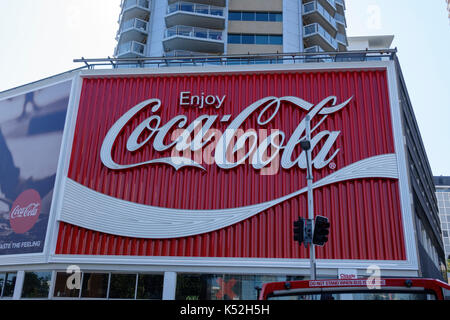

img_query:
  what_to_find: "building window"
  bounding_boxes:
[175,274,304,300]
[227,34,241,44]
[256,35,269,45]
[81,273,109,298]
[136,274,164,300]
[109,274,137,299]
[228,11,241,20]
[227,34,283,45]
[0,272,16,298]
[53,272,80,298]
[52,271,163,299]
[228,11,282,22]
[241,34,254,44]
[22,271,52,298]
[242,12,255,21]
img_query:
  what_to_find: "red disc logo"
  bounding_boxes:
[9,189,41,234]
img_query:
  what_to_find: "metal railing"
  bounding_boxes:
[167,2,224,16]
[165,50,217,57]
[336,32,348,46]
[304,23,338,50]
[122,0,150,10]
[119,18,148,33]
[74,49,397,69]
[115,41,146,56]
[326,0,336,9]
[165,25,223,41]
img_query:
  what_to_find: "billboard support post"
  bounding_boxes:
[304,115,316,281]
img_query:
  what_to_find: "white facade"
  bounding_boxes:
[347,35,394,51]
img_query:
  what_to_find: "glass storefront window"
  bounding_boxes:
[136,274,164,300]
[3,273,16,297]
[22,271,51,298]
[51,271,163,299]
[176,274,305,300]
[53,272,80,298]
[109,274,137,299]
[0,273,4,297]
[81,273,109,298]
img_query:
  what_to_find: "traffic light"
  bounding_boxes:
[293,218,304,245]
[294,218,313,247]
[313,216,330,246]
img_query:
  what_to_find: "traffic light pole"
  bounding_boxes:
[304,115,316,281]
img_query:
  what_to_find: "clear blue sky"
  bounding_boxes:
[0,0,449,175]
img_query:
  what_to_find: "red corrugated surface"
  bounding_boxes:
[55,69,406,260]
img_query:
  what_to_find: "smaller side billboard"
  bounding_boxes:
[0,80,72,255]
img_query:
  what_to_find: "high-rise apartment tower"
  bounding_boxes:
[434,176,450,270]
[115,0,348,58]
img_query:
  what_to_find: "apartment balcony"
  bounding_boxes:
[336,32,348,51]
[115,40,146,58]
[335,0,345,9]
[314,0,337,15]
[334,12,346,34]
[117,18,148,44]
[303,23,338,52]
[163,25,224,54]
[120,0,151,23]
[166,2,225,29]
[168,0,226,7]
[303,1,338,36]
[335,0,345,15]
[165,50,219,57]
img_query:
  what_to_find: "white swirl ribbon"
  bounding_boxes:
[59,154,398,239]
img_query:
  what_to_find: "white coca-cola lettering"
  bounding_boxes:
[10,203,40,220]
[179,91,227,109]
[100,95,352,171]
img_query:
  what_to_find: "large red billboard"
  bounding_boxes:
[55,66,408,262]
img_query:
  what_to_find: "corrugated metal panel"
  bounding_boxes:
[56,69,406,260]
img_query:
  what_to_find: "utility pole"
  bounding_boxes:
[301,115,316,280]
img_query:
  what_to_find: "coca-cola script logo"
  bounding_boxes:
[100,95,353,173]
[9,189,41,234]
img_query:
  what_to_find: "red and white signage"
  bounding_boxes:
[55,65,411,263]
[9,189,41,234]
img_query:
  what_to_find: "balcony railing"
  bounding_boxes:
[116,40,146,57]
[334,12,346,26]
[303,1,337,30]
[335,0,345,8]
[165,25,223,41]
[304,23,338,50]
[122,0,150,10]
[167,2,224,16]
[119,18,148,33]
[119,0,151,25]
[336,32,348,46]
[317,0,336,13]
[165,50,217,57]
